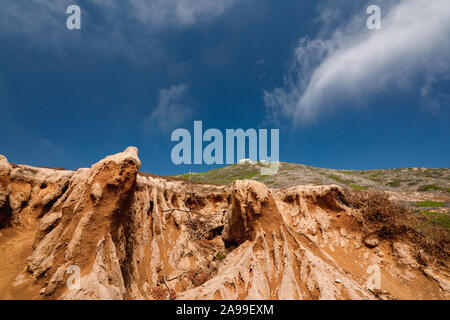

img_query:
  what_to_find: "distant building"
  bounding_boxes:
[238,159,275,165]
[238,158,252,164]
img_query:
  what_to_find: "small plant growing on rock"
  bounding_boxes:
[187,269,212,287]
[150,286,168,300]
[216,251,227,261]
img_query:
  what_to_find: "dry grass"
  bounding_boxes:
[139,171,221,186]
[341,189,448,265]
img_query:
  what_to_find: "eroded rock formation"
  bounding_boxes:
[0,148,448,300]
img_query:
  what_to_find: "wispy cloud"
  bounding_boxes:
[264,0,450,125]
[0,0,240,62]
[142,84,193,133]
[128,0,238,28]
[0,0,69,39]
[1,0,239,32]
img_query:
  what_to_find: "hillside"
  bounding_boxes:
[175,162,450,193]
[0,149,448,300]
[174,162,450,231]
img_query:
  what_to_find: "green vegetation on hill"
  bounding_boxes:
[174,164,450,235]
[420,211,447,216]
[418,184,442,192]
[429,216,450,229]
[415,201,445,208]
[174,164,261,185]
[326,174,367,190]
[173,163,450,195]
[387,180,402,187]
[327,174,354,184]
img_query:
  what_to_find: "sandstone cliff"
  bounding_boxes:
[0,148,448,300]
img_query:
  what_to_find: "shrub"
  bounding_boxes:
[216,252,227,261]
[418,184,442,192]
[387,180,401,187]
[350,184,367,191]
[328,174,355,185]
[420,211,447,216]
[341,189,448,262]
[342,189,409,239]
[430,216,450,228]
[415,201,445,208]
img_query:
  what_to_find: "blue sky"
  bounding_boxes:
[0,0,449,175]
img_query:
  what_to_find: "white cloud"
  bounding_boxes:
[264,0,450,125]
[16,0,239,30]
[90,0,237,27]
[142,84,193,133]
[0,0,69,38]
[0,0,239,61]
[128,0,237,28]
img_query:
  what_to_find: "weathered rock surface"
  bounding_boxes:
[0,147,448,300]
